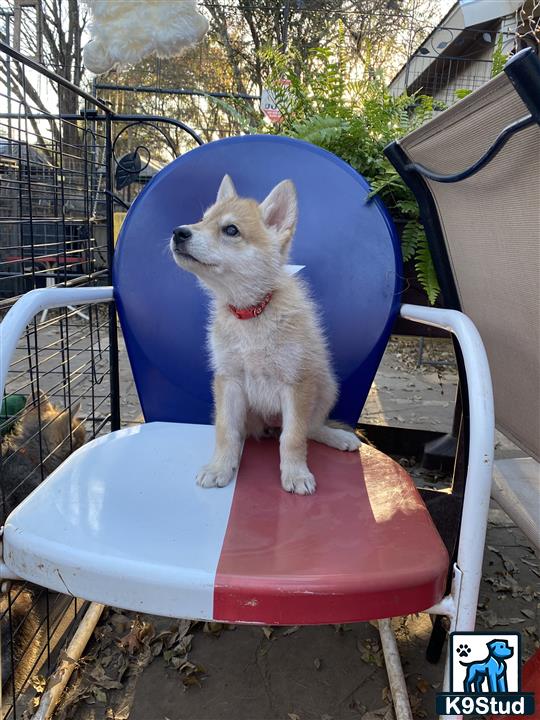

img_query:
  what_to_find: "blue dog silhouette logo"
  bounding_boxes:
[436,632,535,715]
[460,639,514,693]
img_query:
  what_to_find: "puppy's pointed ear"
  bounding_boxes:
[259,180,297,255]
[216,174,237,203]
[30,391,53,414]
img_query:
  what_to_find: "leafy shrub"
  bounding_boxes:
[257,41,443,304]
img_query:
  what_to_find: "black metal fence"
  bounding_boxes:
[0,41,115,719]
[0,37,205,717]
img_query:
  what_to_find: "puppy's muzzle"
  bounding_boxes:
[172,226,192,250]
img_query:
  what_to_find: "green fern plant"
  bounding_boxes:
[415,238,440,306]
[491,33,508,77]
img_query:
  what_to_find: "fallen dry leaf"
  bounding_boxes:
[93,688,107,704]
[30,675,47,694]
[183,674,201,688]
[416,677,430,694]
[358,638,384,668]
[88,665,124,690]
[487,546,517,574]
[118,617,154,655]
[479,608,527,628]
[282,625,300,636]
[257,642,273,658]
[202,621,235,635]
[410,691,427,717]
[361,707,395,720]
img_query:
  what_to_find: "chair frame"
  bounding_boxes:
[0,286,494,720]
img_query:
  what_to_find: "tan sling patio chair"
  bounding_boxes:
[386,47,540,551]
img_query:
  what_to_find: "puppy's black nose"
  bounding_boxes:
[173,226,192,244]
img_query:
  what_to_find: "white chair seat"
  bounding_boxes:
[4,422,233,619]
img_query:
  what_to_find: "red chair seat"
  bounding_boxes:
[215,438,449,624]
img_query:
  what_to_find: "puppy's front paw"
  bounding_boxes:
[196,463,236,489]
[281,465,316,495]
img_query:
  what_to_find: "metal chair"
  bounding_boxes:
[0,135,494,718]
[386,47,540,553]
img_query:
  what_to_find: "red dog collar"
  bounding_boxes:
[229,292,273,320]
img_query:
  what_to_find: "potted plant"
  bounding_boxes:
[256,42,445,310]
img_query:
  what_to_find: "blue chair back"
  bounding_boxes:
[113,135,402,427]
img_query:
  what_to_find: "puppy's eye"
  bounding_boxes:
[223,224,239,237]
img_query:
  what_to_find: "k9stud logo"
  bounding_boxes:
[436,632,535,716]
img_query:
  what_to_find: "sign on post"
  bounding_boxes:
[260,78,291,124]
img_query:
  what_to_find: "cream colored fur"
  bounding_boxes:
[170,176,361,495]
[82,0,208,75]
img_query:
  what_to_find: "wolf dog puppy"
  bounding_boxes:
[0,394,85,521]
[171,175,360,495]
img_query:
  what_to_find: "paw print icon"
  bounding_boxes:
[457,644,471,658]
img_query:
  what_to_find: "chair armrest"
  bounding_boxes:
[400,304,494,624]
[0,287,114,402]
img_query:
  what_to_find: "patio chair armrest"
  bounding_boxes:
[400,303,494,624]
[0,287,114,402]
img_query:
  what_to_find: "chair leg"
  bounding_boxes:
[439,562,481,720]
[426,614,447,664]
[378,618,413,720]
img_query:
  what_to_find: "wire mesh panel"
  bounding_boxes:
[0,41,117,718]
[0,110,109,300]
[388,27,521,107]
[398,53,495,105]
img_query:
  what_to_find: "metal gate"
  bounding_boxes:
[0,40,200,718]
